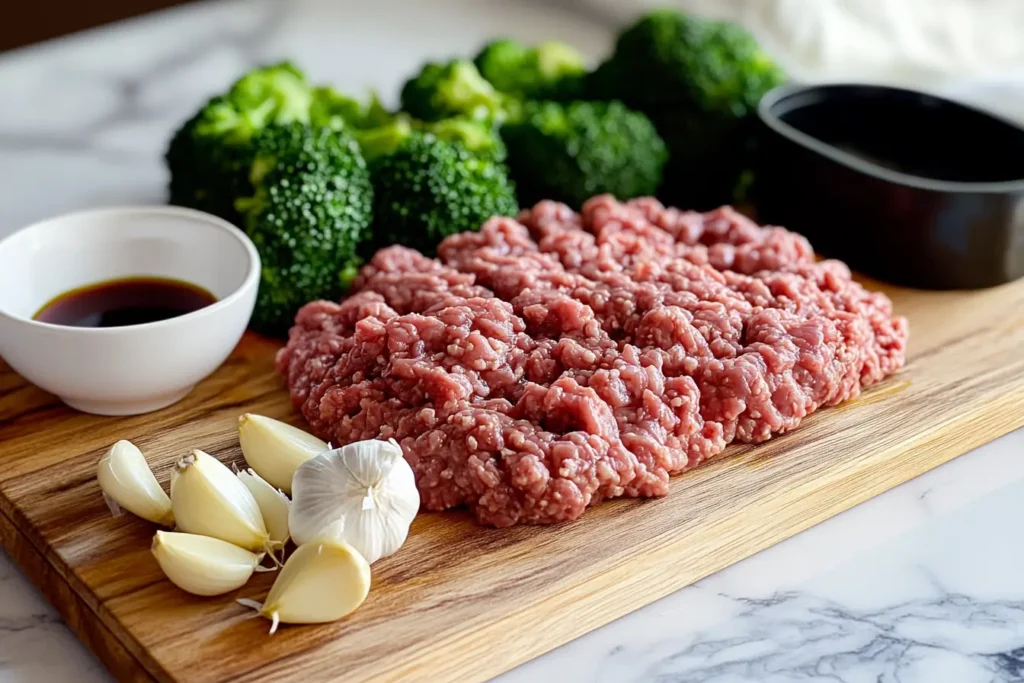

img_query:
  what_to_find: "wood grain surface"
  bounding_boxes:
[1,277,1023,683]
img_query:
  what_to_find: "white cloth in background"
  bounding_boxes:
[573,0,1024,120]
[576,0,1024,84]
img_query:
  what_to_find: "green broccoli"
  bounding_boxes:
[309,87,393,131]
[308,81,509,164]
[399,59,509,123]
[165,102,255,222]
[308,86,418,161]
[474,39,587,100]
[353,115,416,163]
[166,62,314,222]
[235,124,374,336]
[500,100,667,208]
[590,10,785,208]
[418,117,507,162]
[354,115,506,163]
[369,132,518,255]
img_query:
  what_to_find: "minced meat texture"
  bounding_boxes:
[277,195,909,527]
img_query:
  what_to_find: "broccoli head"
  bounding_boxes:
[235,124,374,336]
[355,115,506,164]
[353,115,416,163]
[309,86,393,131]
[166,62,314,222]
[307,80,507,164]
[501,100,667,208]
[418,117,506,162]
[399,59,509,123]
[200,62,313,142]
[590,10,785,208]
[308,86,418,162]
[166,100,256,222]
[369,132,518,255]
[474,39,587,100]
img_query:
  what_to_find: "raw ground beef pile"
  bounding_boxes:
[277,195,909,527]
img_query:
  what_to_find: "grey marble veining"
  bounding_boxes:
[497,431,1024,683]
[0,552,106,682]
[1,1,1023,681]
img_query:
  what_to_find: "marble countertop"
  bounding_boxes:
[2,2,1023,681]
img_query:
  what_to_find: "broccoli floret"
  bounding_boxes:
[309,86,415,161]
[474,39,587,100]
[598,10,783,123]
[501,100,667,208]
[310,87,393,131]
[166,100,256,222]
[354,115,416,163]
[307,80,507,163]
[166,62,314,222]
[591,10,785,208]
[309,86,366,131]
[355,115,506,163]
[399,59,509,123]
[419,117,507,162]
[369,132,518,255]
[235,124,374,336]
[202,62,313,141]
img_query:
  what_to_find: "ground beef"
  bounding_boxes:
[277,195,909,527]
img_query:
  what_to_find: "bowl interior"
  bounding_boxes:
[0,207,254,321]
[764,84,1024,185]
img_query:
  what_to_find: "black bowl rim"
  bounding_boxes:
[758,82,1024,194]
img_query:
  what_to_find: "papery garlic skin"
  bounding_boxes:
[238,468,291,548]
[170,450,269,552]
[289,439,419,563]
[259,538,370,631]
[97,440,174,526]
[152,531,261,596]
[238,414,327,494]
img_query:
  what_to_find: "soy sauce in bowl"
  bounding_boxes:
[34,276,217,328]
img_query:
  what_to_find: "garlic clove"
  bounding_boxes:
[170,450,270,553]
[237,468,291,549]
[252,538,370,633]
[152,531,262,597]
[289,439,419,564]
[97,440,174,526]
[238,414,328,494]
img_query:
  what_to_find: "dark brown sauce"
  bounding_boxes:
[33,277,217,328]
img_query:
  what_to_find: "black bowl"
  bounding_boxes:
[752,83,1024,289]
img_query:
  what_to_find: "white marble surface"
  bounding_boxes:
[1,1,1023,682]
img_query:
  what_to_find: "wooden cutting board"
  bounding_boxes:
[2,277,1023,683]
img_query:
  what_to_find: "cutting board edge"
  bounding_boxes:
[6,389,1024,683]
[0,506,157,682]
[361,395,1024,683]
[4,275,1024,683]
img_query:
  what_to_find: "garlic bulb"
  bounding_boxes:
[152,531,263,597]
[96,440,174,526]
[237,468,290,549]
[289,439,419,564]
[240,538,370,633]
[238,414,328,494]
[170,450,270,553]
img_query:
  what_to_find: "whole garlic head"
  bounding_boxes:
[289,439,420,564]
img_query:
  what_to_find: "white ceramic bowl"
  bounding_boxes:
[0,206,260,416]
